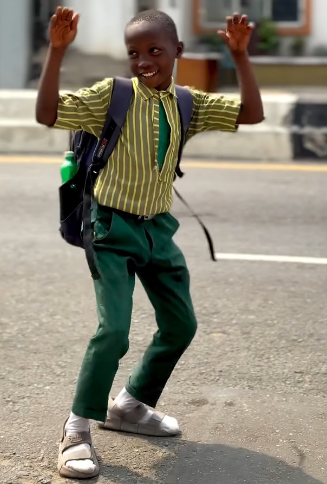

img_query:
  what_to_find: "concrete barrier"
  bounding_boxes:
[0,89,326,161]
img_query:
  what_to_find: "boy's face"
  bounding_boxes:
[125,21,183,91]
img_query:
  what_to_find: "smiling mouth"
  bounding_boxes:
[141,71,159,79]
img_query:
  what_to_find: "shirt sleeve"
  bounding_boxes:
[187,89,241,141]
[53,78,114,137]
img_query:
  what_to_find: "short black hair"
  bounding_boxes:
[127,10,179,44]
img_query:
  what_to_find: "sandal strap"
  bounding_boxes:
[61,432,92,453]
[109,398,166,424]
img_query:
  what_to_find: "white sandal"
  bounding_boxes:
[58,419,100,479]
[99,397,181,437]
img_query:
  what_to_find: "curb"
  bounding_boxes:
[1,91,327,161]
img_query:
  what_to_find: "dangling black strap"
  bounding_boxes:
[83,167,100,279]
[173,186,216,261]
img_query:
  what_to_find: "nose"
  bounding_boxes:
[138,56,153,70]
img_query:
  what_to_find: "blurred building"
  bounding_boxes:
[1,0,327,88]
[67,0,192,59]
[66,0,327,58]
[0,0,58,88]
[195,0,326,56]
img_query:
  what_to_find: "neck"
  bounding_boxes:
[155,77,173,91]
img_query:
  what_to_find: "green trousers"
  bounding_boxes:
[72,203,197,422]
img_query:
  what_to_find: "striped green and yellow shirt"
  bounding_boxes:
[55,77,240,215]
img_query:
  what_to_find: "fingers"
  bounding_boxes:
[226,16,233,30]
[228,13,250,25]
[62,7,71,21]
[56,6,62,23]
[55,6,75,24]
[247,23,254,33]
[233,12,240,24]
[217,30,229,45]
[71,13,80,31]
[50,14,57,29]
[240,14,249,25]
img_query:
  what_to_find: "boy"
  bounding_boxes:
[36,6,263,479]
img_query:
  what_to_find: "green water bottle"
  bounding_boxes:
[61,151,78,184]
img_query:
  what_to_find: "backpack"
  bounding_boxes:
[59,77,215,279]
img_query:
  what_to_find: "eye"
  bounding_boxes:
[150,48,161,54]
[128,51,138,59]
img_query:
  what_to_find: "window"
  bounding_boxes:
[200,0,304,28]
[271,0,303,23]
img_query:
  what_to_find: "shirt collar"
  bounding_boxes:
[133,77,177,100]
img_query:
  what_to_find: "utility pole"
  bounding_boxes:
[0,0,32,88]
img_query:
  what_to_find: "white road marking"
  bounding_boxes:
[215,253,327,265]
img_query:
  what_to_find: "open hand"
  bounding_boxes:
[49,6,79,49]
[218,13,253,54]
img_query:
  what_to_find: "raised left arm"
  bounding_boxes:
[233,51,264,124]
[218,13,264,125]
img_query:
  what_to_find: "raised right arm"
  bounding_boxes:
[36,6,113,137]
[36,6,79,126]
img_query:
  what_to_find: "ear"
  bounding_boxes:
[176,41,184,59]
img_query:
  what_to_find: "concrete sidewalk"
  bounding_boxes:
[1,86,327,161]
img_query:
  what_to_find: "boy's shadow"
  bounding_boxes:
[95,435,325,484]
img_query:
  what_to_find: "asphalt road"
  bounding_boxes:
[0,159,326,484]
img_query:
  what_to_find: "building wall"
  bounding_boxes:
[69,0,136,58]
[37,0,327,59]
[307,0,327,52]
[0,0,32,88]
[68,0,193,58]
[157,0,193,47]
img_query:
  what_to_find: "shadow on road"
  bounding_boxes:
[164,441,323,484]
[95,437,325,484]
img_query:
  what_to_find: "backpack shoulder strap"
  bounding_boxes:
[92,77,134,167]
[175,85,194,178]
[83,77,133,280]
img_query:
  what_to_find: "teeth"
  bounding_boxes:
[142,71,157,78]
